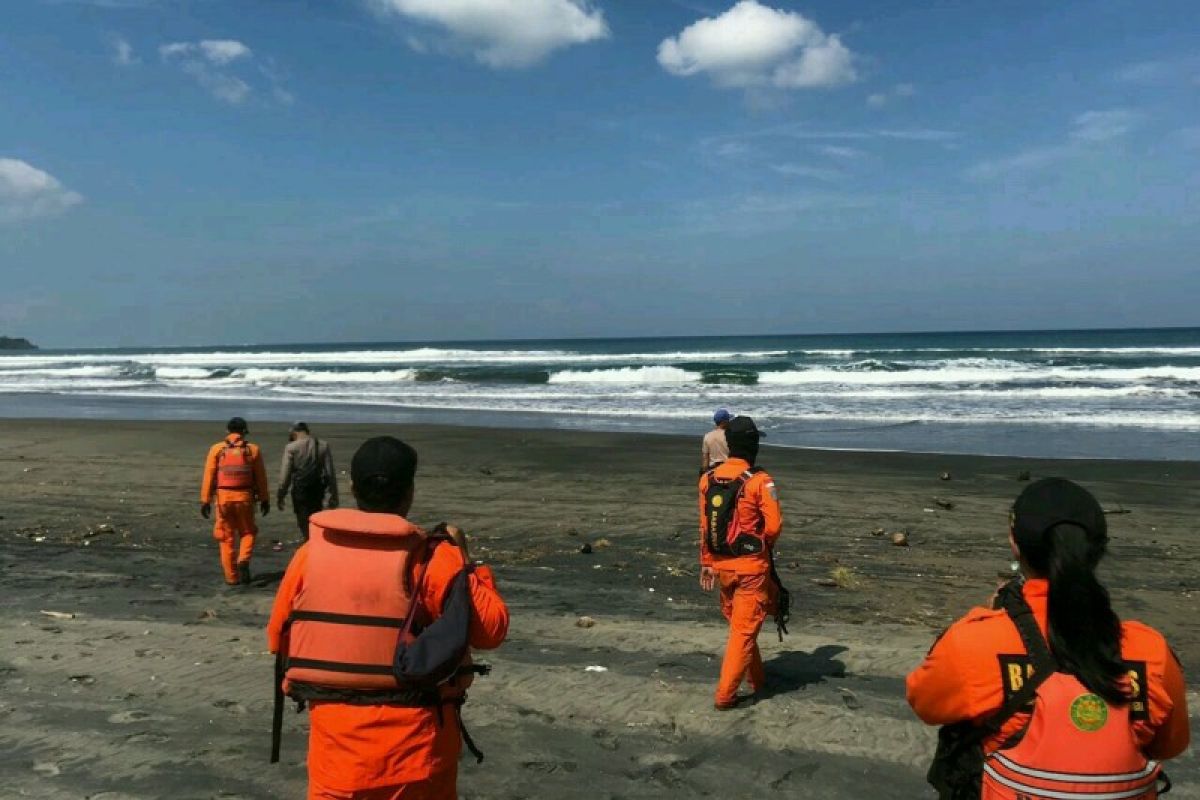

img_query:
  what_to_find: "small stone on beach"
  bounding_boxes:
[891,532,909,547]
[579,543,593,554]
[940,471,952,481]
[575,616,596,628]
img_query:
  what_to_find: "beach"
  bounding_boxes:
[0,418,1196,799]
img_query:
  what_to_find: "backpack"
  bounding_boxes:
[216,440,255,491]
[290,438,326,498]
[703,467,765,557]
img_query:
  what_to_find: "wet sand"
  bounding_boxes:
[0,419,1196,799]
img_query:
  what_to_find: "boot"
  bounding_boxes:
[237,561,252,586]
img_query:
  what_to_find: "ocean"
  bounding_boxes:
[1,328,1197,460]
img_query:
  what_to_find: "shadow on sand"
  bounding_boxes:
[760,644,848,698]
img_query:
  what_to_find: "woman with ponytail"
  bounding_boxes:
[907,478,1188,799]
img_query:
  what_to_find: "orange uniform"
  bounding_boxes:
[200,433,269,584]
[267,530,509,800]
[907,578,1190,759]
[698,458,783,706]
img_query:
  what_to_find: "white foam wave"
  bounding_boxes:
[548,367,701,384]
[234,368,418,384]
[757,365,1200,385]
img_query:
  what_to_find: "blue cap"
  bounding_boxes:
[713,408,733,424]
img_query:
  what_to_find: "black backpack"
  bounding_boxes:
[703,467,764,557]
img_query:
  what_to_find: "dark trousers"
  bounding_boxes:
[291,489,324,541]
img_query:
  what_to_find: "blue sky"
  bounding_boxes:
[1,0,1197,347]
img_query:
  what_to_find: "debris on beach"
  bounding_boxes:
[85,523,116,537]
[584,665,608,673]
[575,616,596,628]
[592,538,612,549]
[1103,506,1132,515]
[891,532,909,547]
[1017,470,1031,481]
[579,543,593,554]
[871,527,885,537]
[839,688,861,710]
[934,498,954,510]
[69,674,96,686]
[813,578,839,588]
[198,608,218,621]
[39,610,76,620]
[939,471,952,481]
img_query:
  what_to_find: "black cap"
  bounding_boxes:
[290,421,310,433]
[1012,478,1107,548]
[725,415,764,441]
[227,416,248,434]
[351,436,418,496]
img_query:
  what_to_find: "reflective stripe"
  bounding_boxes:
[992,752,1159,784]
[984,763,1159,800]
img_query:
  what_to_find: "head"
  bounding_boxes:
[724,416,762,464]
[351,436,418,515]
[226,417,248,436]
[289,421,310,441]
[713,408,733,429]
[1009,478,1125,703]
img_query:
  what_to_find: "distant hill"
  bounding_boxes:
[0,337,37,351]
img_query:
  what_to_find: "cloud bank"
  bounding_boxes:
[376,0,609,68]
[0,158,84,223]
[160,39,255,104]
[657,1,856,90]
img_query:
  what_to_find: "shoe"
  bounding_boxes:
[237,562,252,586]
[714,694,755,711]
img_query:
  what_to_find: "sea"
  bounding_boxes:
[0,328,1197,461]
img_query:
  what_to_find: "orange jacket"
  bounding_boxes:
[906,578,1189,760]
[698,457,783,575]
[267,530,509,791]
[200,434,269,504]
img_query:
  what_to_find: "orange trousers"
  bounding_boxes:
[213,501,257,584]
[715,569,770,706]
[308,769,456,800]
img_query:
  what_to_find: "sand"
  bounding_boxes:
[0,419,1196,799]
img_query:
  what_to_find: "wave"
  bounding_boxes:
[548,367,701,384]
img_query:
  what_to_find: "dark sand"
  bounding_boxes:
[0,419,1196,799]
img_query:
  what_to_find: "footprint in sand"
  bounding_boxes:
[522,761,578,774]
[32,762,61,777]
[212,699,247,714]
[124,732,169,745]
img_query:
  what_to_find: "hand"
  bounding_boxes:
[700,566,716,592]
[328,498,338,510]
[200,503,212,519]
[260,501,271,516]
[276,497,285,512]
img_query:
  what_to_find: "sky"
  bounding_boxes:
[1,0,1198,348]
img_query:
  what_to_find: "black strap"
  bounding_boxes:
[284,657,396,676]
[289,610,405,628]
[977,580,1058,738]
[767,546,790,642]
[270,650,285,764]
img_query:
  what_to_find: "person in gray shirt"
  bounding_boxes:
[276,422,338,541]
[701,408,732,472]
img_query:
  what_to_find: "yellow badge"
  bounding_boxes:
[1069,693,1108,732]
[711,495,723,508]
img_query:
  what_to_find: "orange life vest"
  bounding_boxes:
[982,670,1162,799]
[216,438,255,491]
[282,509,476,705]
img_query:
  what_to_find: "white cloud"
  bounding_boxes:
[112,36,138,66]
[375,0,609,69]
[0,158,84,223]
[159,39,285,106]
[1115,56,1200,86]
[1070,109,1140,142]
[966,109,1142,181]
[817,145,863,159]
[657,0,857,90]
[770,163,841,181]
[867,82,915,108]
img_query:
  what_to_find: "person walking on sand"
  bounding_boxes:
[267,436,509,800]
[698,415,783,710]
[701,408,732,472]
[277,422,338,542]
[907,478,1188,799]
[200,417,270,586]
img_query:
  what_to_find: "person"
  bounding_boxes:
[200,416,270,586]
[701,408,732,471]
[697,415,783,710]
[277,422,338,541]
[267,436,509,800]
[907,478,1189,799]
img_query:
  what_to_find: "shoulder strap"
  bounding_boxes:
[977,580,1058,737]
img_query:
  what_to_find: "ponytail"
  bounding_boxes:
[1043,523,1127,704]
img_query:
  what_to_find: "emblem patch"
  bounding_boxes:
[1069,693,1108,732]
[711,495,723,507]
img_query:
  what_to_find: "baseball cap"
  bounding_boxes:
[713,408,733,424]
[1012,478,1106,547]
[290,421,310,433]
[351,436,418,494]
[227,416,248,434]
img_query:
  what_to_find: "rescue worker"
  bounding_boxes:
[698,415,783,710]
[907,478,1189,799]
[200,416,270,586]
[701,408,732,471]
[276,421,338,542]
[267,436,509,800]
